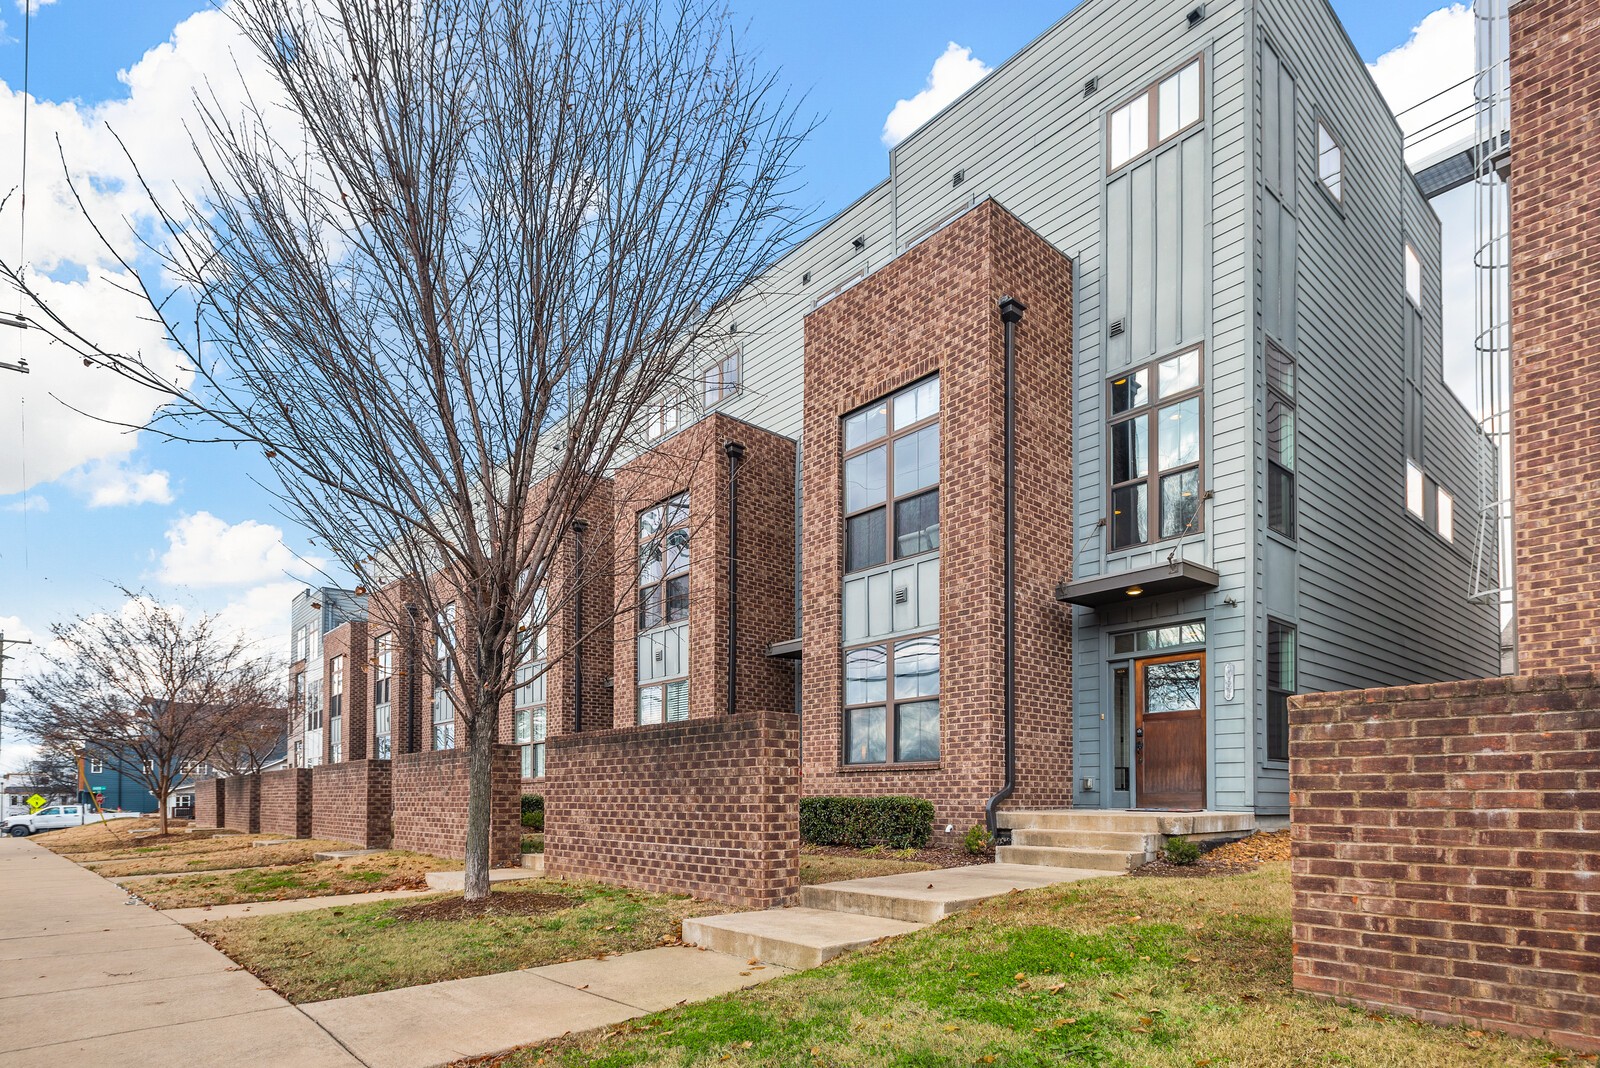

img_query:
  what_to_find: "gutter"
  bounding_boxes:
[724,441,747,714]
[986,296,1027,837]
[571,518,589,732]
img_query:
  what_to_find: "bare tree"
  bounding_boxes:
[1,0,806,897]
[208,689,290,776]
[11,594,284,835]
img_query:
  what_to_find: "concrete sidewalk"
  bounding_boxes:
[0,836,362,1068]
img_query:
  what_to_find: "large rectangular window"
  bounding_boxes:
[702,349,742,408]
[1267,342,1297,538]
[1317,122,1343,202]
[372,634,392,758]
[516,587,549,775]
[1108,348,1204,550]
[432,604,456,749]
[1267,619,1296,762]
[843,376,940,573]
[638,494,689,723]
[843,633,940,765]
[328,655,344,762]
[1109,57,1203,171]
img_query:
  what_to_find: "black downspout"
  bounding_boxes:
[570,518,589,732]
[405,602,420,754]
[724,441,746,714]
[986,296,1027,837]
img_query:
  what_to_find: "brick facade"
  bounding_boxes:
[259,768,313,838]
[1289,675,1600,1051]
[193,777,224,828]
[544,709,800,908]
[310,760,393,848]
[221,774,261,834]
[391,747,520,867]
[322,621,369,762]
[366,577,430,758]
[1509,0,1600,673]
[611,413,797,729]
[800,199,1075,831]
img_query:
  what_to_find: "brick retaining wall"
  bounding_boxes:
[1290,674,1600,1051]
[391,747,519,866]
[544,709,800,907]
[310,760,392,848]
[221,774,261,834]
[259,768,312,838]
[193,778,224,828]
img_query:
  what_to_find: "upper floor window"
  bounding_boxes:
[1437,487,1454,542]
[329,655,344,720]
[1405,460,1425,518]
[1107,348,1204,550]
[843,376,940,573]
[1317,122,1343,202]
[434,604,456,687]
[294,626,307,663]
[644,402,681,442]
[1109,57,1203,171]
[702,350,742,408]
[1404,244,1422,307]
[1267,342,1297,538]
[88,758,103,774]
[371,635,392,709]
[638,494,689,632]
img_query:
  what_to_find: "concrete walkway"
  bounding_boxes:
[0,836,362,1067]
[162,887,438,924]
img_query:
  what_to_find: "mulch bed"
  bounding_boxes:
[1128,829,1291,879]
[392,891,578,922]
[802,842,992,868]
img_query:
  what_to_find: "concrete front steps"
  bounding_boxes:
[996,810,1257,872]
[684,863,1109,970]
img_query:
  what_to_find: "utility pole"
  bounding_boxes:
[0,632,36,770]
[1,312,29,373]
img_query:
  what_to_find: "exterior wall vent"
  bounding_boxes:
[952,169,965,187]
[1187,5,1206,26]
[1083,77,1098,98]
[852,236,867,252]
[894,586,910,605]
[1109,318,1126,338]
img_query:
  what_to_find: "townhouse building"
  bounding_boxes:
[291,0,1499,837]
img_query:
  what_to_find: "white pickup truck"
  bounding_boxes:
[3,805,143,836]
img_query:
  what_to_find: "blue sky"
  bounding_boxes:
[0,1,1475,772]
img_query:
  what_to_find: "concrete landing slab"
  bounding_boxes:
[798,863,1113,924]
[683,906,923,970]
[251,839,293,848]
[521,853,545,872]
[424,868,532,890]
[313,848,383,860]
[166,887,436,924]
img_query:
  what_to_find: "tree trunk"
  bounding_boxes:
[159,790,169,836]
[462,702,495,901]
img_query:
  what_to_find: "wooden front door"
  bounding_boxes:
[1134,653,1206,809]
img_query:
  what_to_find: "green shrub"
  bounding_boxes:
[520,794,544,831]
[1164,836,1202,865]
[799,796,933,850]
[963,824,993,855]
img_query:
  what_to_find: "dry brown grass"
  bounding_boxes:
[128,850,456,908]
[798,846,938,886]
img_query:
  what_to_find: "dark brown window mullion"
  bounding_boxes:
[841,405,940,572]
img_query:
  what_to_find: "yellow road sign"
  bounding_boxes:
[26,794,46,812]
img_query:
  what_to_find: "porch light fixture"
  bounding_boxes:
[1125,585,1144,597]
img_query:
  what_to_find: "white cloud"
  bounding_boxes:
[215,579,301,658]
[156,511,323,589]
[1368,4,1476,169]
[64,459,174,507]
[2,495,47,512]
[882,42,991,148]
[0,4,290,495]
[0,617,43,777]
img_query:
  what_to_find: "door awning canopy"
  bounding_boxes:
[1055,560,1221,608]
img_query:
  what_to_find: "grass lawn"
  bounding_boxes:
[799,845,939,886]
[87,838,373,878]
[193,878,737,1003]
[127,850,453,908]
[473,865,1561,1068]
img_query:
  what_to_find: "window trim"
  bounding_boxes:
[1107,53,1206,174]
[841,631,941,768]
[637,492,690,634]
[841,375,941,574]
[1105,346,1206,551]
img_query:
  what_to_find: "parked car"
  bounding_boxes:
[3,806,142,836]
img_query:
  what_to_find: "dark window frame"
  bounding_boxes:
[1107,53,1207,174]
[841,376,941,575]
[637,492,690,633]
[1106,346,1206,551]
[1266,340,1297,538]
[841,631,941,767]
[1266,619,1297,763]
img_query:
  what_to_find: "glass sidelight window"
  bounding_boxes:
[843,376,940,573]
[1267,341,1297,538]
[637,493,689,724]
[1108,348,1205,549]
[372,634,392,758]
[1267,619,1297,762]
[843,633,940,765]
[1109,56,1204,171]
